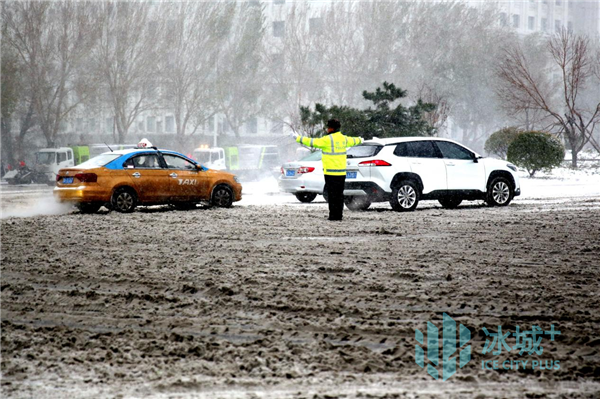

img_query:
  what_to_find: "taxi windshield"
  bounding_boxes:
[76,154,121,169]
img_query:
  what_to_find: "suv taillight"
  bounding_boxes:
[359,160,392,166]
[74,173,97,183]
[297,166,315,174]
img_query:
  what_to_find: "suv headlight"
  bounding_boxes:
[507,163,517,172]
[233,176,241,183]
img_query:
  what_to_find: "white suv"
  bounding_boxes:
[343,137,520,211]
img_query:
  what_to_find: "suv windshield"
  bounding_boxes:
[76,154,121,169]
[347,144,383,158]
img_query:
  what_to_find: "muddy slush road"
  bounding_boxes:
[1,193,600,398]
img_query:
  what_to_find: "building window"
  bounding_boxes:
[165,115,175,133]
[513,14,520,29]
[528,16,535,30]
[309,51,322,70]
[500,12,508,27]
[555,19,562,31]
[309,18,323,35]
[246,117,257,134]
[272,53,284,70]
[541,18,547,31]
[207,116,215,133]
[146,116,156,133]
[105,117,113,133]
[556,0,562,6]
[270,121,283,135]
[273,21,285,38]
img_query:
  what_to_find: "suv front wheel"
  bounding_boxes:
[390,180,419,212]
[487,176,513,206]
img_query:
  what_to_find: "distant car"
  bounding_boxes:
[278,151,327,203]
[53,148,242,213]
[344,137,521,211]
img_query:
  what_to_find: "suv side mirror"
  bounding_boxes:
[472,153,479,163]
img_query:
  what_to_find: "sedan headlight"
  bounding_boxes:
[507,163,517,172]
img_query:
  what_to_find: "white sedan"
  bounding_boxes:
[278,151,326,203]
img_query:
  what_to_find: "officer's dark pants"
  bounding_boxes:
[325,174,346,220]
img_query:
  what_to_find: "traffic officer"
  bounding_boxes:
[293,119,363,221]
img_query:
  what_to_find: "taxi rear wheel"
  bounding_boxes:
[76,203,101,214]
[211,184,233,208]
[111,187,137,213]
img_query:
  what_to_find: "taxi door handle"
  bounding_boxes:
[132,172,141,178]
[169,173,178,178]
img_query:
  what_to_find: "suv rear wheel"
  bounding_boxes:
[344,196,371,211]
[438,198,462,209]
[390,180,419,212]
[487,176,513,206]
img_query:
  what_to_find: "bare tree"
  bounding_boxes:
[263,2,329,129]
[413,84,450,135]
[91,1,162,144]
[2,1,96,147]
[496,28,600,167]
[157,2,236,149]
[215,2,265,139]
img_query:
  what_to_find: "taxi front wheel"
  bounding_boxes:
[111,187,137,213]
[211,184,233,208]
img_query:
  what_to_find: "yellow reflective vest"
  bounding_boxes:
[296,131,363,176]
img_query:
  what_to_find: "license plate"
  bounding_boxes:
[62,177,74,184]
[346,171,357,179]
[286,169,296,177]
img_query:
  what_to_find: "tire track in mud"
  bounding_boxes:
[2,201,600,397]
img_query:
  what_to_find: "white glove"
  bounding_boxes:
[359,137,365,143]
[290,131,300,139]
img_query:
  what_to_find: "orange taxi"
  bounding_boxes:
[53,148,242,213]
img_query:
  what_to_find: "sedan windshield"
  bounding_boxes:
[300,151,322,162]
[76,153,121,169]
